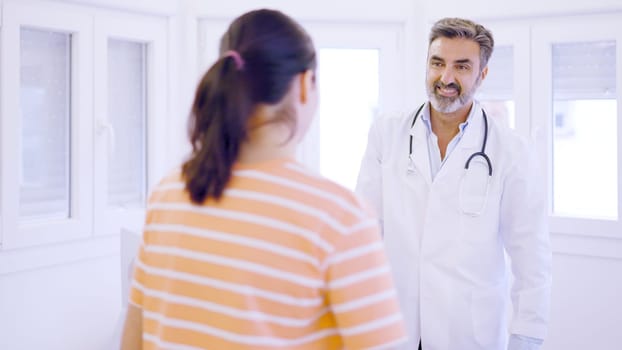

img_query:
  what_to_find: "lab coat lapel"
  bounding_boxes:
[435,106,483,181]
[458,106,483,152]
[422,109,484,258]
[409,117,433,186]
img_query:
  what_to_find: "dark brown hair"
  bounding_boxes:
[182,9,316,204]
[429,17,494,71]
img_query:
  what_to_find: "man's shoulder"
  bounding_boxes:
[486,117,536,169]
[371,110,412,131]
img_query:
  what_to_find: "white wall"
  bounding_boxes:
[0,257,121,350]
[548,254,622,349]
[423,0,622,21]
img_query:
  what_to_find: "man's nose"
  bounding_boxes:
[439,67,455,85]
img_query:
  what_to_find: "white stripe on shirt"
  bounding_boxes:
[133,259,324,307]
[144,244,324,288]
[145,223,319,267]
[147,202,334,252]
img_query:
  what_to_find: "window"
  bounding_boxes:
[107,39,148,208]
[317,48,379,189]
[1,3,94,248]
[478,21,531,136]
[19,28,72,220]
[532,17,621,237]
[1,1,169,251]
[93,13,168,236]
[477,45,516,129]
[301,23,403,189]
[552,41,617,220]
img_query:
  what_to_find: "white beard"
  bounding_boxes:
[429,94,467,113]
[426,76,481,113]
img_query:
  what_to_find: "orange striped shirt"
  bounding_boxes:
[129,158,406,349]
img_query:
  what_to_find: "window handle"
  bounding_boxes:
[96,119,116,159]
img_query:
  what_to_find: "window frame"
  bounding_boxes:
[92,12,168,236]
[477,21,531,136]
[0,0,170,269]
[531,16,622,238]
[1,0,94,249]
[298,22,404,173]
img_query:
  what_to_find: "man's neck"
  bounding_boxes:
[429,102,473,133]
[429,101,474,159]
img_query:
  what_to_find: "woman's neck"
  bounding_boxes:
[237,142,296,164]
[237,122,297,164]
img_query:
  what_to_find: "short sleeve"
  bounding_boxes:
[323,218,407,349]
[128,241,148,308]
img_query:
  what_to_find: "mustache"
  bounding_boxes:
[434,81,461,94]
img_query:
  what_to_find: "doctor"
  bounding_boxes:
[356,18,552,350]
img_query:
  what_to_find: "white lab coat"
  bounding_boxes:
[356,102,552,350]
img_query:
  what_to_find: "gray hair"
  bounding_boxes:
[428,17,494,71]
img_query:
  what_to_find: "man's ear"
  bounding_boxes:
[480,65,489,81]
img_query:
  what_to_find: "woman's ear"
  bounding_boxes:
[298,70,315,104]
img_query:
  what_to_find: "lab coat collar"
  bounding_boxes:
[407,101,485,185]
[435,101,484,181]
[432,101,486,183]
[407,103,433,185]
[412,101,482,150]
[457,101,484,150]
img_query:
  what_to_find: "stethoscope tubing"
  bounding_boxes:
[408,103,493,176]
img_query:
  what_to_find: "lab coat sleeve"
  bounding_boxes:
[507,334,543,350]
[500,138,552,340]
[355,117,385,226]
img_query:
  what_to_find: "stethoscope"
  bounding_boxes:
[408,103,493,176]
[407,103,493,216]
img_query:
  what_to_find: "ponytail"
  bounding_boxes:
[181,9,316,204]
[182,55,251,203]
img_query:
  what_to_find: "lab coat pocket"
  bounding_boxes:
[470,289,506,349]
[459,158,491,217]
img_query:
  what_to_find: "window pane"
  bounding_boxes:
[19,28,71,220]
[107,39,147,207]
[552,41,617,219]
[477,46,515,128]
[480,100,515,129]
[318,49,379,190]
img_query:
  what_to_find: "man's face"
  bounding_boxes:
[426,37,487,114]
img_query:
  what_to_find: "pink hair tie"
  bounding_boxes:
[223,50,245,70]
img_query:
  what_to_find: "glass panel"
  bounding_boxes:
[19,28,71,220]
[107,39,147,207]
[552,41,617,219]
[477,46,515,128]
[318,49,379,190]
[480,100,515,129]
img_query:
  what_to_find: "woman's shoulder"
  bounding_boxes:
[275,161,374,220]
